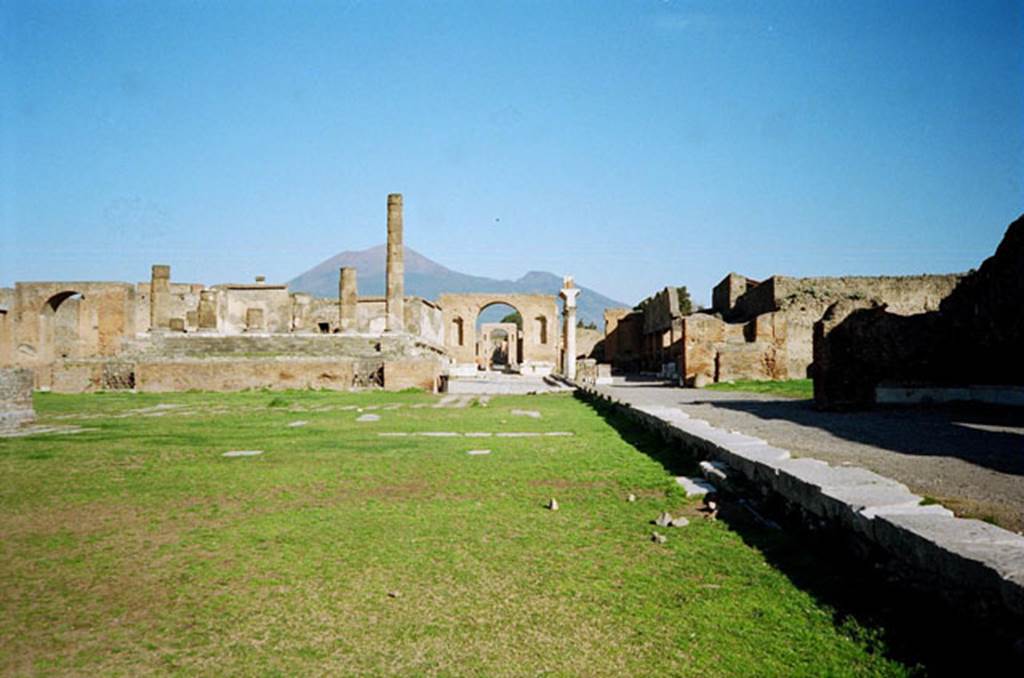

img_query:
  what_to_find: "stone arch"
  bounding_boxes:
[438,293,559,375]
[39,290,84,362]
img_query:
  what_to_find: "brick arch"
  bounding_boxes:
[438,293,559,374]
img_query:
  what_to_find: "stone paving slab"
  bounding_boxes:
[582,380,1024,624]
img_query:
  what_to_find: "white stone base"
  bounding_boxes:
[520,362,555,377]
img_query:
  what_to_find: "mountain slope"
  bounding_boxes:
[287,245,629,327]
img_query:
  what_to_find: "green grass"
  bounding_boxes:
[705,378,814,399]
[0,390,911,676]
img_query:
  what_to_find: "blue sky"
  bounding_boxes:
[2,0,1022,306]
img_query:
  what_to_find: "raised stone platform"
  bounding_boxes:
[578,382,1024,629]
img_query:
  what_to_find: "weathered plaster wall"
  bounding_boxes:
[405,298,444,347]
[134,282,204,332]
[215,284,293,333]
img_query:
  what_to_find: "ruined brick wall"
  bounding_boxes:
[640,287,680,334]
[814,215,1024,408]
[603,308,643,371]
[712,273,754,316]
[8,282,136,387]
[715,273,961,379]
[680,312,787,386]
[134,282,203,332]
[575,327,603,360]
[0,367,34,427]
[0,289,14,367]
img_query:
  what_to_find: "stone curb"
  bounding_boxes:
[575,384,1024,624]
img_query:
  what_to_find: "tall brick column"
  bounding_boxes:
[385,193,405,332]
[339,267,358,333]
[150,264,171,332]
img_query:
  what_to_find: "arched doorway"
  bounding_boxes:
[476,302,522,373]
[37,291,83,389]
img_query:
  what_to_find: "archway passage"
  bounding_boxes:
[437,293,560,376]
[41,291,83,361]
[477,302,520,372]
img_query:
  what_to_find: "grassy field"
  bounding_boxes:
[0,389,913,676]
[705,379,814,399]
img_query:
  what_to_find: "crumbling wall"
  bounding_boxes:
[681,312,787,386]
[602,308,642,371]
[0,367,34,427]
[814,215,1024,408]
[215,284,292,333]
[0,288,14,366]
[134,282,203,332]
[404,298,444,346]
[712,273,757,317]
[699,272,961,381]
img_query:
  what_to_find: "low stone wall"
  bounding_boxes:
[135,359,358,392]
[383,359,441,392]
[0,367,35,427]
[577,385,1024,630]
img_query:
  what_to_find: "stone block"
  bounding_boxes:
[384,359,440,392]
[0,367,35,427]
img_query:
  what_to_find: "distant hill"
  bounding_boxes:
[287,245,629,328]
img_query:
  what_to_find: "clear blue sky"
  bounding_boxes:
[2,0,1022,306]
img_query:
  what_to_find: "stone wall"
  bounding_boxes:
[134,282,204,332]
[404,298,444,347]
[383,359,442,392]
[135,359,359,392]
[688,274,958,385]
[815,215,1024,408]
[680,311,787,386]
[0,367,34,427]
[216,284,293,333]
[602,308,642,371]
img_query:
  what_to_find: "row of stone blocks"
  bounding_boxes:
[578,385,1024,627]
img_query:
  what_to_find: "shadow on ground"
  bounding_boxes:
[579,394,1021,677]
[684,397,1024,477]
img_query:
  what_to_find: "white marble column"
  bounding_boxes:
[560,276,580,380]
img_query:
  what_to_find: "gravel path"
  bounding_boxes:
[596,377,1024,531]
